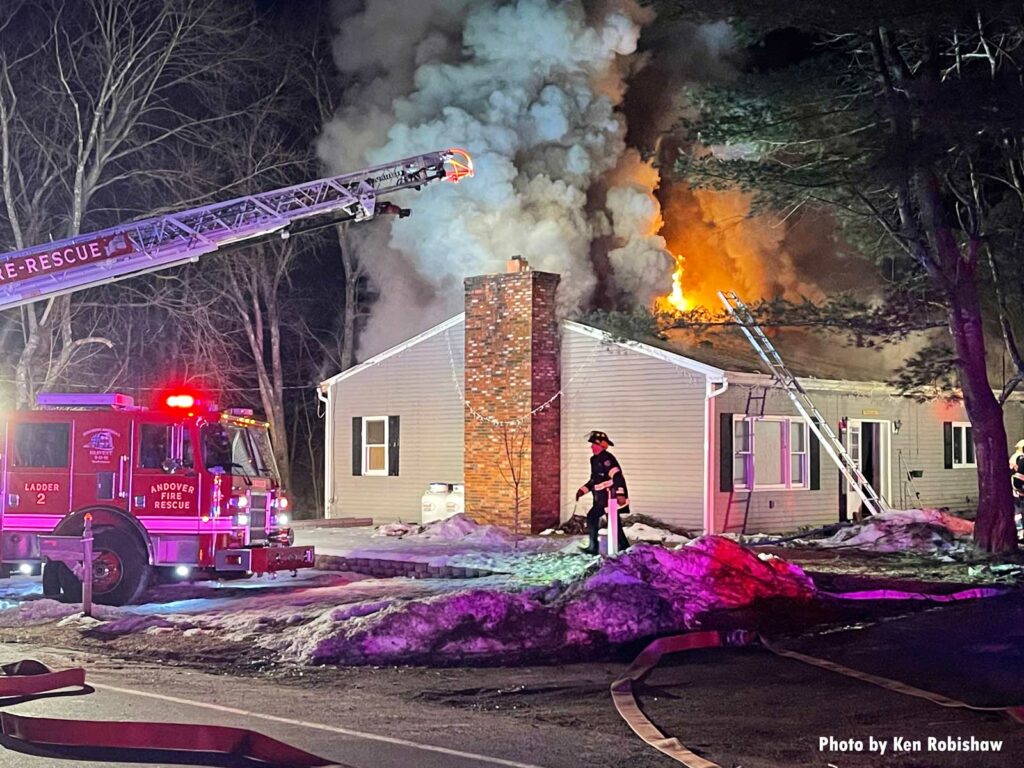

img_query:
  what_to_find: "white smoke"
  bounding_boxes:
[318,0,675,358]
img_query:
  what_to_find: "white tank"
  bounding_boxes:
[444,483,465,517]
[421,482,452,524]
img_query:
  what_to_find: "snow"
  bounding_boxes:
[296,537,813,664]
[814,509,974,554]
[0,515,820,667]
[622,522,691,546]
[304,514,581,569]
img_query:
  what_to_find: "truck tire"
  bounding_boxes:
[58,527,150,606]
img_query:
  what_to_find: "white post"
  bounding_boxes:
[607,495,619,557]
[81,515,93,618]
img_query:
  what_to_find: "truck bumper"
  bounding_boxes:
[215,544,315,574]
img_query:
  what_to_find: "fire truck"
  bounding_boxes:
[0,148,474,605]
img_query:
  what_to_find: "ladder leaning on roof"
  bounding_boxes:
[717,290,891,517]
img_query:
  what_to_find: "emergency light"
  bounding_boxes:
[165,394,195,409]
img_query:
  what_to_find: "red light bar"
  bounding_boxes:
[165,394,195,409]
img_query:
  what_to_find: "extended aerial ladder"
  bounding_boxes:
[718,290,890,517]
[0,148,474,311]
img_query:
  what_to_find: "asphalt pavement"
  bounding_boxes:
[0,644,565,768]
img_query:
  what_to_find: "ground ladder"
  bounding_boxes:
[722,384,767,534]
[717,290,890,517]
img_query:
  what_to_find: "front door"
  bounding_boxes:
[846,419,891,514]
[73,420,132,512]
[130,422,199,537]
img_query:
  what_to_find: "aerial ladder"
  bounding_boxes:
[0,148,474,311]
[718,290,890,517]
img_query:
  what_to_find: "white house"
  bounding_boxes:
[318,261,1024,534]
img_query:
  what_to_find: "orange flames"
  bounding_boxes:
[656,255,692,313]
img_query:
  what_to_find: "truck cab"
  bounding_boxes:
[0,392,313,605]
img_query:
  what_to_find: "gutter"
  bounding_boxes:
[703,377,730,536]
[316,385,333,520]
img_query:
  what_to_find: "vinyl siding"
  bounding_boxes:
[560,328,708,531]
[326,322,464,524]
[712,384,1024,533]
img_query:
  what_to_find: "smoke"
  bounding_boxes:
[319,0,677,357]
[318,1,878,360]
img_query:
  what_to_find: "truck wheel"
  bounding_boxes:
[58,527,150,606]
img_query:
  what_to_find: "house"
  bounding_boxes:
[318,260,1024,534]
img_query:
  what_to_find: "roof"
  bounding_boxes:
[562,321,726,380]
[318,312,1016,399]
[658,325,900,382]
[318,314,727,392]
[318,314,465,391]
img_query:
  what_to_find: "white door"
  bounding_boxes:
[846,420,891,507]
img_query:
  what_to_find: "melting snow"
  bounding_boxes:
[0,516,817,667]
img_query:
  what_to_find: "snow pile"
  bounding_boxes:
[375,522,421,538]
[411,513,521,546]
[300,536,814,665]
[0,598,82,627]
[560,536,813,644]
[622,522,690,546]
[816,509,974,554]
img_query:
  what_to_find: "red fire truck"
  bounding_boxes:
[0,148,474,605]
[2,391,308,605]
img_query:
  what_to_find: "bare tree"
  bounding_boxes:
[332,223,368,372]
[0,0,255,405]
[495,423,530,543]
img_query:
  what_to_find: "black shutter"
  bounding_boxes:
[943,422,953,469]
[720,413,733,492]
[809,430,821,490]
[388,416,400,477]
[352,417,362,476]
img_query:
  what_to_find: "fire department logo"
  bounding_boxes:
[83,428,119,464]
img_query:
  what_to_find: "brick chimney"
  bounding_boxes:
[463,258,561,533]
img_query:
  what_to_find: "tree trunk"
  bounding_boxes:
[336,224,358,370]
[915,176,1018,553]
[948,277,1018,552]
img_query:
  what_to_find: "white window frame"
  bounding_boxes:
[951,421,976,469]
[732,415,810,491]
[361,416,389,476]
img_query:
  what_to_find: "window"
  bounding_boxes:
[363,417,388,476]
[201,423,257,475]
[14,422,70,468]
[141,424,194,469]
[732,416,809,491]
[951,422,976,468]
[352,416,400,477]
[139,425,170,469]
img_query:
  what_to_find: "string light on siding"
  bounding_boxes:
[443,328,599,427]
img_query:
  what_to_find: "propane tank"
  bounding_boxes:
[420,482,452,524]
[444,483,465,518]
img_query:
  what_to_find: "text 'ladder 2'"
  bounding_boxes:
[717,290,890,516]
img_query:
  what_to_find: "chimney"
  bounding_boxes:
[505,255,529,274]
[463,265,561,533]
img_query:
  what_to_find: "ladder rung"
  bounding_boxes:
[718,289,890,516]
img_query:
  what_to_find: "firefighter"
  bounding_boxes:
[575,430,630,555]
[1011,440,1024,537]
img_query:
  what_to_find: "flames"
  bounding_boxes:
[656,256,692,313]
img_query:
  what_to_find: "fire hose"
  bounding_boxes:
[611,588,1023,768]
[0,660,344,767]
